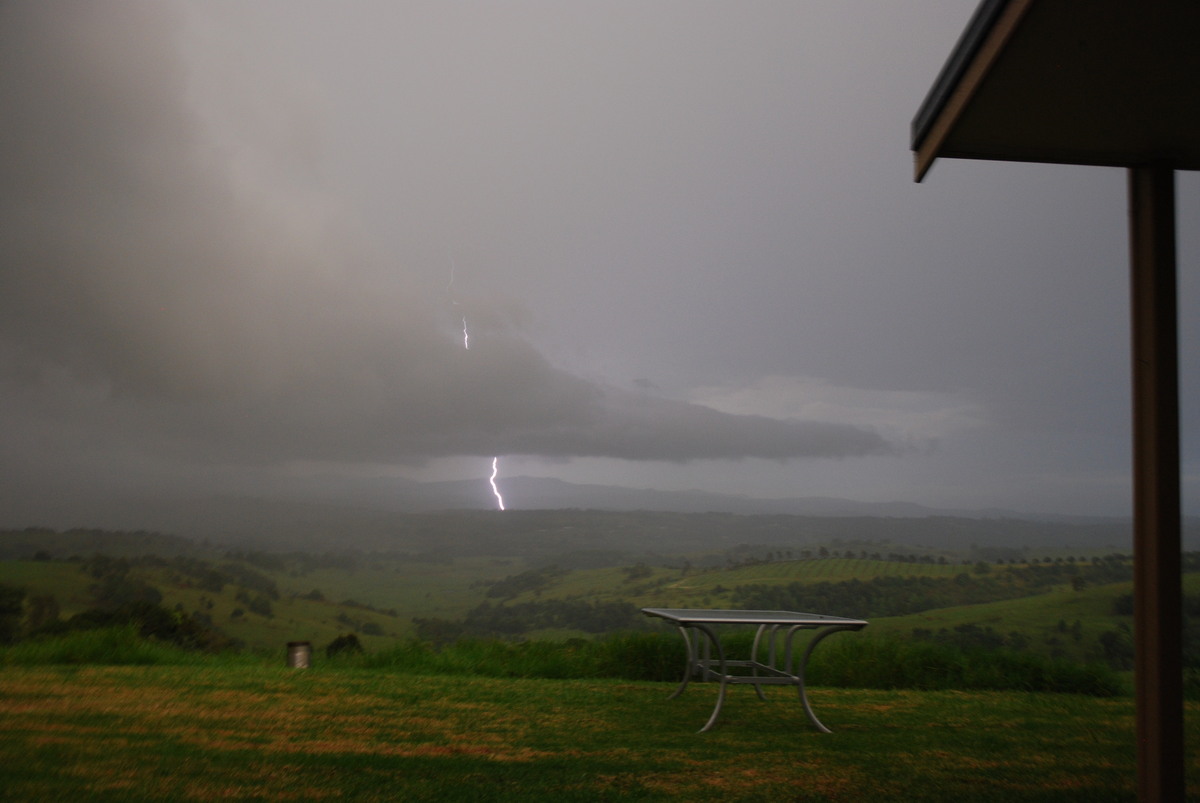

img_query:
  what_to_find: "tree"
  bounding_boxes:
[0,584,25,644]
[1099,625,1134,670]
[326,633,364,657]
[91,574,162,609]
[25,594,60,632]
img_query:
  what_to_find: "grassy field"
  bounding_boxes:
[0,554,1151,659]
[280,556,511,616]
[0,560,95,612]
[2,662,1196,801]
[513,558,973,609]
[867,580,1131,664]
[0,555,531,652]
[0,555,983,651]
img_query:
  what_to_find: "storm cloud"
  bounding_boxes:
[3,1,1197,520]
[0,0,891,486]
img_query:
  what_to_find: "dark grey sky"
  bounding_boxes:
[1,1,1196,519]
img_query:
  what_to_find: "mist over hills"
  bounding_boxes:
[418,475,943,518]
[3,471,1160,560]
[6,471,1112,534]
[223,471,1107,522]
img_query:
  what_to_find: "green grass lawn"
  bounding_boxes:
[1,663,1196,801]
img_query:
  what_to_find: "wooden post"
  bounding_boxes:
[1128,164,1183,802]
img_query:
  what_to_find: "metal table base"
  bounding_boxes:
[642,608,868,733]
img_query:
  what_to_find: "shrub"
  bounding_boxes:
[326,633,364,658]
[355,633,683,682]
[587,632,682,681]
[1186,668,1200,701]
[0,584,25,645]
[30,601,237,653]
[806,635,1124,697]
[349,630,1121,696]
[1097,625,1135,670]
[0,626,193,666]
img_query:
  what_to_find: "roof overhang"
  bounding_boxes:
[912,3,1197,797]
[912,0,1200,181]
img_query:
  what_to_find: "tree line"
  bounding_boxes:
[730,558,1134,620]
[413,599,647,645]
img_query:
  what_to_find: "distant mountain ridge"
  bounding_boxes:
[415,474,1109,523]
[274,470,1079,519]
[468,475,938,517]
[6,472,1181,559]
[4,471,1130,536]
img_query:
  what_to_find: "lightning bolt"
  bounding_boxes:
[448,259,469,350]
[490,456,506,511]
[449,256,505,511]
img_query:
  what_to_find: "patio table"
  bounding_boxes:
[641,608,868,733]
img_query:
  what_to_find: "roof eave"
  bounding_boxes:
[911,0,1032,182]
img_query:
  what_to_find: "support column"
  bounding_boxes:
[1128,164,1183,802]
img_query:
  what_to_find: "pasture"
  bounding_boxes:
[508,558,980,609]
[0,553,1150,658]
[3,662,1196,801]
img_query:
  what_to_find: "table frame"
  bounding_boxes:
[642,608,868,733]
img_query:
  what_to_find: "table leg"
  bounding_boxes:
[690,623,728,733]
[749,624,774,701]
[793,624,859,734]
[666,624,695,700]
